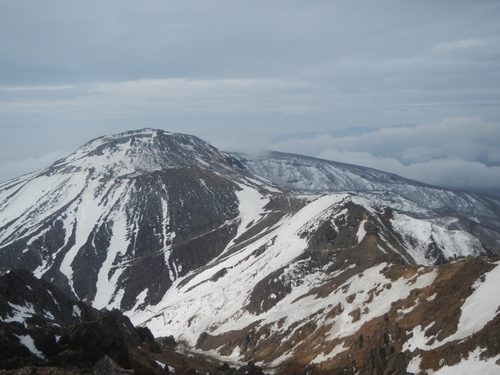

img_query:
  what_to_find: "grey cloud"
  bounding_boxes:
[317,148,500,195]
[0,1,499,191]
[273,117,500,194]
[1,1,498,82]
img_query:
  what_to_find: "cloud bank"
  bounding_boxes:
[271,117,500,195]
[0,1,499,194]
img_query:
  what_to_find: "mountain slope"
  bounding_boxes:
[234,151,500,253]
[0,129,256,310]
[0,269,270,375]
[1,128,500,374]
[131,193,498,373]
[0,268,164,373]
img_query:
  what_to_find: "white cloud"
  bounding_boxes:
[433,39,486,53]
[273,117,500,194]
[317,148,500,193]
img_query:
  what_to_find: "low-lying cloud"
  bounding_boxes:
[271,117,500,195]
[0,151,69,183]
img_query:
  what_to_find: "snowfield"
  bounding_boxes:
[1,128,500,373]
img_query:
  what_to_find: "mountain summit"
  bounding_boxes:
[0,129,251,310]
[1,129,500,374]
[50,128,241,177]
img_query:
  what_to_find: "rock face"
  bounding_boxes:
[0,269,269,374]
[0,129,246,311]
[142,198,500,373]
[0,269,164,374]
[1,128,500,374]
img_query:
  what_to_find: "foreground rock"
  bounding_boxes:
[0,269,164,374]
[0,269,270,374]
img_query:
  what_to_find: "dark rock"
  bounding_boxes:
[58,309,131,369]
[237,361,266,375]
[157,335,177,349]
[93,355,134,375]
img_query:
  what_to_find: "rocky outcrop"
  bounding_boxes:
[0,270,163,374]
[0,269,272,375]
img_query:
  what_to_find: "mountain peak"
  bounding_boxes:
[1,128,500,374]
[49,128,236,179]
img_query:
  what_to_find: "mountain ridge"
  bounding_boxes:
[1,128,500,374]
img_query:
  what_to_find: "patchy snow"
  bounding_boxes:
[15,334,45,359]
[244,176,282,193]
[406,355,422,373]
[433,347,500,375]
[310,342,348,364]
[224,183,270,251]
[402,324,434,352]
[130,289,149,312]
[356,220,367,244]
[133,194,439,367]
[72,305,81,318]
[3,302,36,325]
[60,177,131,296]
[276,263,438,344]
[404,262,500,353]
[93,204,130,309]
[201,346,244,366]
[454,261,500,341]
[46,289,60,309]
[154,360,166,369]
[133,195,349,340]
[390,212,484,265]
[43,310,55,320]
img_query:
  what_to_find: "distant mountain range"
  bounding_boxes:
[1,128,500,374]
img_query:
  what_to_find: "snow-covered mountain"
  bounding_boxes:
[0,129,253,309]
[234,151,500,252]
[1,128,500,374]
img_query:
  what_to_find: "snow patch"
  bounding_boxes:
[310,342,347,364]
[356,220,367,244]
[15,334,45,359]
[404,261,500,351]
[433,347,500,375]
[72,305,81,318]
[3,303,36,325]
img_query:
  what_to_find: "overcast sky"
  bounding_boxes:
[1,1,499,195]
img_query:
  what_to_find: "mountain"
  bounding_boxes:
[234,151,500,253]
[0,129,251,310]
[1,128,500,374]
[0,268,268,374]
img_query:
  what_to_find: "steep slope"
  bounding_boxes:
[132,193,498,373]
[234,151,500,253]
[1,128,500,374]
[0,269,270,375]
[0,129,261,311]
